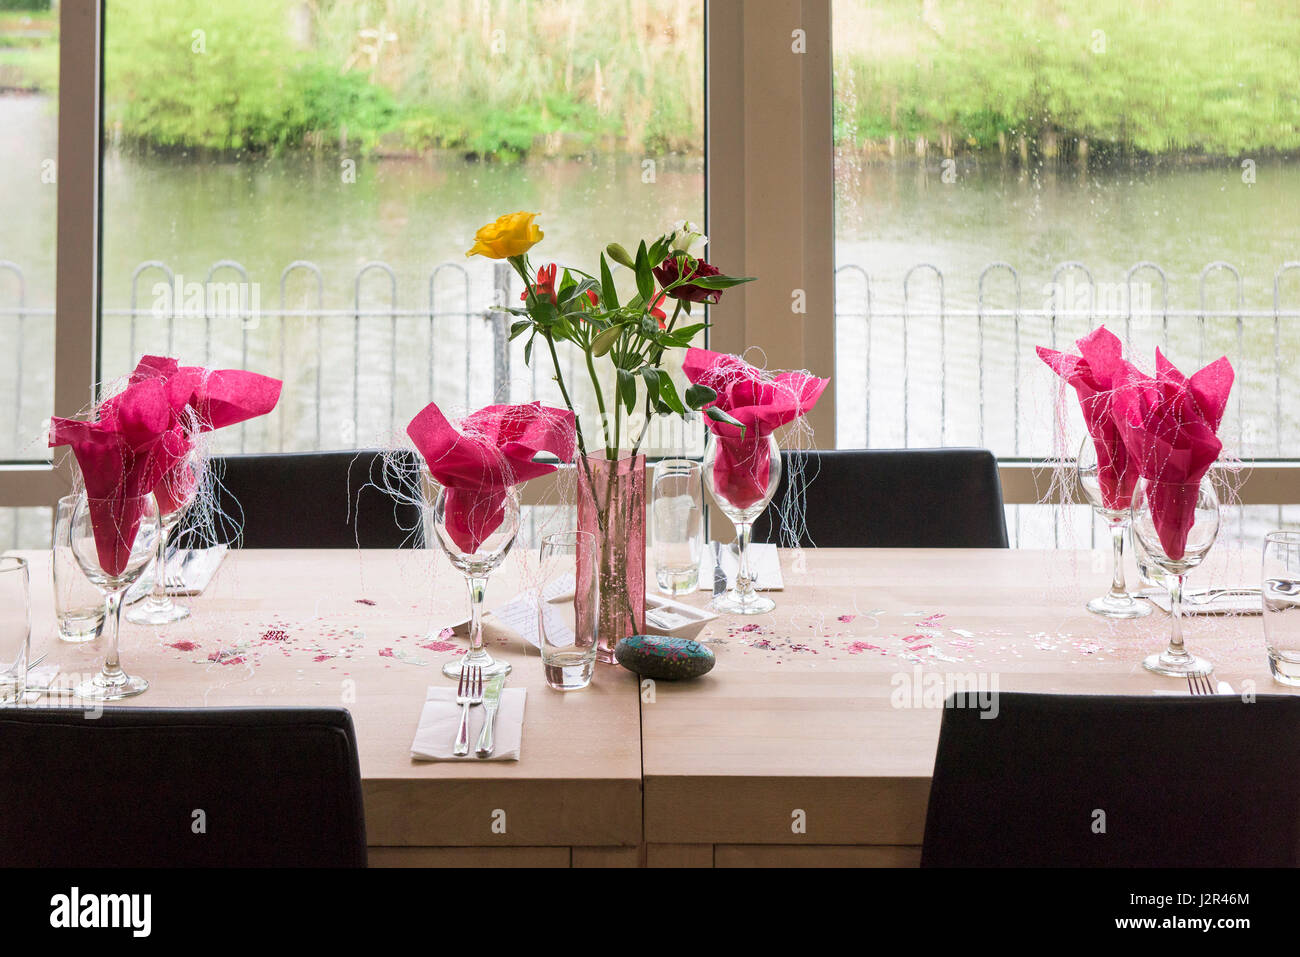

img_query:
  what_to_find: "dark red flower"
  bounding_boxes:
[652,256,723,305]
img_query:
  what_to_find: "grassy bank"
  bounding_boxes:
[835,0,1300,160]
[103,0,703,158]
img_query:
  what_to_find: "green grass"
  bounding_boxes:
[835,0,1300,158]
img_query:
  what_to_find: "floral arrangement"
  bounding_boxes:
[466,211,752,461]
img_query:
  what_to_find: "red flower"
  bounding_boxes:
[649,291,668,329]
[521,263,558,306]
[586,289,599,307]
[652,256,723,305]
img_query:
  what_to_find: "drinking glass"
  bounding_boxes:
[0,557,30,704]
[651,459,704,596]
[429,484,520,679]
[128,458,199,626]
[70,493,160,699]
[702,432,781,614]
[538,530,598,692]
[1262,531,1300,686]
[1130,476,1220,677]
[1077,437,1149,619]
[53,494,105,643]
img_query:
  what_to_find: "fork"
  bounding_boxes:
[453,665,484,757]
[1187,672,1215,696]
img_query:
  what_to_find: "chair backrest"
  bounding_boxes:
[0,706,367,867]
[202,450,421,549]
[750,448,1009,548]
[922,692,1300,867]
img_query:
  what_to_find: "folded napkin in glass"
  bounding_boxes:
[410,685,527,762]
[697,542,783,591]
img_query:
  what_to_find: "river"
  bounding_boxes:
[4,92,1299,545]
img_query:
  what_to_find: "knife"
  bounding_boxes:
[474,673,506,758]
[712,540,728,598]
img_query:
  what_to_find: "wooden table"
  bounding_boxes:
[11,545,1287,868]
[15,549,643,868]
[637,546,1291,868]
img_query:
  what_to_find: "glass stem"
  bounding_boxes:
[734,521,755,599]
[1167,573,1186,659]
[466,575,488,658]
[1108,520,1129,601]
[102,591,124,682]
[149,521,171,609]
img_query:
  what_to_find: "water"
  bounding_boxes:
[542,651,595,692]
[6,94,1300,548]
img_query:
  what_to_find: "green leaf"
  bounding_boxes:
[600,253,620,311]
[648,236,671,267]
[655,375,688,414]
[639,367,662,406]
[685,383,717,410]
[589,325,622,357]
[705,403,746,440]
[617,368,638,414]
[634,240,655,304]
[509,320,531,340]
[523,335,534,366]
[683,274,756,291]
[669,322,706,342]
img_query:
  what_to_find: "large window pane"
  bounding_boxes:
[101,0,704,454]
[0,1,57,462]
[833,0,1300,544]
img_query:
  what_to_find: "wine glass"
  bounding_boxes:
[1076,437,1149,619]
[701,432,781,615]
[428,483,520,679]
[1130,475,1220,677]
[128,457,200,626]
[69,492,160,699]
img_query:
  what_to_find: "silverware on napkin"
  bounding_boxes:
[453,665,484,757]
[475,673,506,758]
[711,540,727,597]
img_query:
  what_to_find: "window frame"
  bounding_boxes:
[2,0,1296,517]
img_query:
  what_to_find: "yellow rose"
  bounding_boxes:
[465,212,544,259]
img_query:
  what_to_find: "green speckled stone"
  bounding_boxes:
[614,635,715,680]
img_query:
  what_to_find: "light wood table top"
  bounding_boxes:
[12,549,642,850]
[12,545,1288,863]
[638,546,1293,849]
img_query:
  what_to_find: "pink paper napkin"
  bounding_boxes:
[683,348,828,509]
[1037,326,1138,511]
[116,356,283,514]
[49,378,176,576]
[407,401,576,554]
[1110,350,1233,561]
[50,358,283,574]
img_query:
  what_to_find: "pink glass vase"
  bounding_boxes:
[576,453,646,663]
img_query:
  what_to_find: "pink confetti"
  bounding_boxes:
[167,640,199,652]
[418,640,460,653]
[837,614,856,623]
[379,648,395,658]
[355,598,376,606]
[847,641,885,655]
[260,628,290,642]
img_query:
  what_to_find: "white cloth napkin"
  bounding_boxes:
[1142,588,1261,616]
[410,685,527,762]
[698,542,784,591]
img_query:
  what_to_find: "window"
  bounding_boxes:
[0,1,57,465]
[833,0,1300,543]
[99,0,705,455]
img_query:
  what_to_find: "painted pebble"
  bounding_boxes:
[614,635,715,680]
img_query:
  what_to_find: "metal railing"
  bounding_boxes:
[836,260,1300,458]
[6,256,1300,549]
